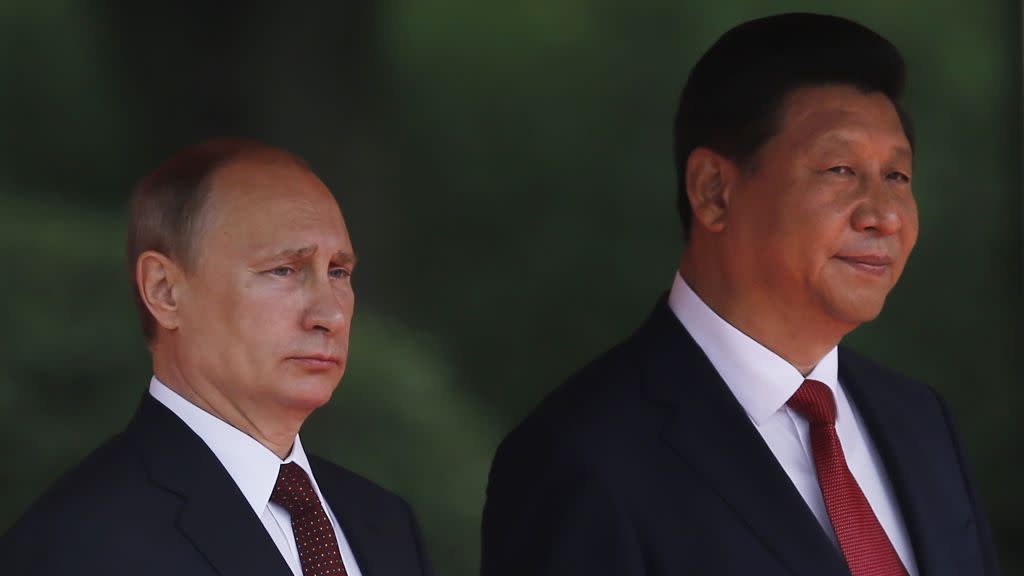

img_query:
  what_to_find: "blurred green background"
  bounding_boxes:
[0,1,1020,575]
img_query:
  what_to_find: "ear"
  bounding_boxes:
[685,147,739,233]
[136,250,185,333]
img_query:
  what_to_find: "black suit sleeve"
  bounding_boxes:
[933,389,1002,575]
[481,428,645,576]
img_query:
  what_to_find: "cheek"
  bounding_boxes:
[786,205,851,287]
[902,201,920,252]
[183,281,234,340]
[243,291,302,340]
[330,282,356,322]
[774,202,841,256]
[218,283,303,367]
[342,285,355,317]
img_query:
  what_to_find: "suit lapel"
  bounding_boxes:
[129,395,293,576]
[839,354,973,576]
[637,300,850,576]
[309,457,386,576]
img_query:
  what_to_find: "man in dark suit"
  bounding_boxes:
[482,13,1000,576]
[0,140,433,576]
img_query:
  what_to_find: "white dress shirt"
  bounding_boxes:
[667,273,918,575]
[149,377,362,576]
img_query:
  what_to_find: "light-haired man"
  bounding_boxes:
[2,140,433,576]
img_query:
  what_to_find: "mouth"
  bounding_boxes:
[287,354,342,370]
[834,254,891,276]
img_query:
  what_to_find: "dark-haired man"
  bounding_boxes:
[0,140,434,576]
[482,13,999,576]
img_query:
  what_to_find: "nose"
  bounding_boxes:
[302,274,348,333]
[851,177,906,236]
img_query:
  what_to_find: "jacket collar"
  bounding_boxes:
[128,395,293,576]
[637,298,851,576]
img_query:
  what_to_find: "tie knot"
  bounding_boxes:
[270,462,318,517]
[787,379,837,426]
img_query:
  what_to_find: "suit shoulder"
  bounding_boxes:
[308,454,411,511]
[308,455,433,575]
[1,430,145,560]
[494,332,653,466]
[840,346,940,401]
[13,430,141,518]
[538,333,640,409]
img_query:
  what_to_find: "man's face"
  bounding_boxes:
[725,85,918,330]
[176,158,355,423]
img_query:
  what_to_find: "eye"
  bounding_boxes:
[826,165,855,176]
[267,266,295,277]
[329,267,352,280]
[887,171,911,184]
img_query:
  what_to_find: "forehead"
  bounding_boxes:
[775,85,910,152]
[200,157,350,255]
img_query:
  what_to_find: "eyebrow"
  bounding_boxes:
[890,146,913,162]
[266,245,359,267]
[334,250,358,267]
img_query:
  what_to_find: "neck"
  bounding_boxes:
[678,250,850,376]
[151,346,302,459]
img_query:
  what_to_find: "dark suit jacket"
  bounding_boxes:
[482,299,999,575]
[1,394,433,576]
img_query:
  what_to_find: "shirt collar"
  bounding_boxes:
[666,272,839,425]
[148,376,318,518]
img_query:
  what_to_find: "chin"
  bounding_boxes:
[279,373,343,412]
[828,296,888,326]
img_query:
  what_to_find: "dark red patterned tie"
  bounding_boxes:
[270,463,348,576]
[787,379,907,576]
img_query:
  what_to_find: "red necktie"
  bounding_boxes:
[270,462,349,576]
[787,379,907,576]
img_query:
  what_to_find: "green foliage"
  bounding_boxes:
[0,192,147,521]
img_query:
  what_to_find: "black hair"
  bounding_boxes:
[674,13,912,238]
